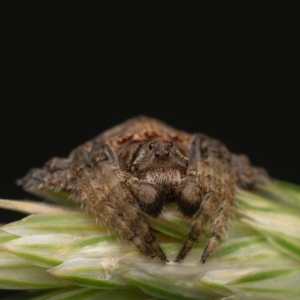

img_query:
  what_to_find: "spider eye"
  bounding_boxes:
[168,142,173,147]
[149,143,154,150]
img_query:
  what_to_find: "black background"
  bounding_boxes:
[1,2,299,297]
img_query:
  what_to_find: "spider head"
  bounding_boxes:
[148,140,173,159]
[130,139,188,176]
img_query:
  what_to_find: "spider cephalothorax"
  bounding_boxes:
[19,116,269,263]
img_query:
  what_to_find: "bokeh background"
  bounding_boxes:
[1,2,299,298]
[1,3,299,236]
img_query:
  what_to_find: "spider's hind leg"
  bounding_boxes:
[18,157,74,192]
[232,154,270,189]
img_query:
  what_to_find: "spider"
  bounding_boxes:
[19,116,269,263]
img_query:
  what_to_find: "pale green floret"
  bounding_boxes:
[0,180,300,299]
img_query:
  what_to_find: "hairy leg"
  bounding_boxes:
[17,157,74,192]
[232,154,269,188]
[200,148,235,262]
[175,134,235,262]
[72,141,168,262]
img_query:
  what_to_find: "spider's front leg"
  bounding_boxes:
[72,141,168,263]
[175,134,235,263]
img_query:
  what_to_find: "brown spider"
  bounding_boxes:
[19,116,269,263]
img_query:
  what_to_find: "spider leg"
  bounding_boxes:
[175,134,235,263]
[18,157,74,192]
[200,148,235,263]
[232,154,269,188]
[72,142,168,262]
